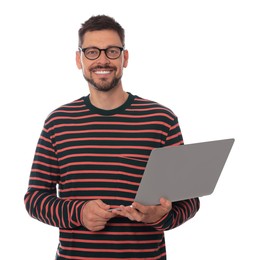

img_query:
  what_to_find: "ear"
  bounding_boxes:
[76,51,82,69]
[123,49,129,68]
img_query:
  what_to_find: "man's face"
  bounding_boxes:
[76,30,128,92]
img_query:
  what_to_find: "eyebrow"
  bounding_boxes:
[81,45,123,49]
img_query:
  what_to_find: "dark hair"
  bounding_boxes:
[78,15,125,47]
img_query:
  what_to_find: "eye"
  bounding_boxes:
[107,48,119,54]
[85,48,99,57]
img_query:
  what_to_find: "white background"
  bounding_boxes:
[1,0,255,259]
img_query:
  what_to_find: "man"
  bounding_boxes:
[25,15,200,259]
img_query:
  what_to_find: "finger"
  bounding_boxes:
[94,200,114,219]
[126,207,144,222]
[115,206,144,222]
[113,206,136,221]
[131,202,148,214]
[95,209,115,220]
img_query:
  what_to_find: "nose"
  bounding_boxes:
[97,50,110,63]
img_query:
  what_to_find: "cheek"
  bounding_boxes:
[81,62,93,75]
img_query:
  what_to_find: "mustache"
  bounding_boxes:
[90,65,117,71]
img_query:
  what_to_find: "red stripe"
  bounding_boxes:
[166,132,182,141]
[57,145,154,154]
[48,112,173,123]
[29,185,53,190]
[61,229,162,236]
[59,187,137,194]
[60,196,134,202]
[56,200,61,227]
[62,104,85,108]
[58,153,149,161]
[35,152,58,161]
[46,114,101,125]
[39,135,51,143]
[54,137,163,146]
[50,199,57,226]
[61,169,143,179]
[61,201,65,228]
[33,160,59,169]
[169,122,179,130]
[51,129,167,138]
[132,98,156,104]
[30,177,55,184]
[37,144,55,153]
[60,178,139,186]
[127,107,170,112]
[59,245,162,253]
[59,161,145,170]
[51,109,89,114]
[115,112,174,121]
[59,237,162,244]
[48,120,171,131]
[31,169,59,177]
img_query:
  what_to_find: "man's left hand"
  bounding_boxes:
[113,197,172,223]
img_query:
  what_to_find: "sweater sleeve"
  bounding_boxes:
[24,126,85,229]
[147,116,200,231]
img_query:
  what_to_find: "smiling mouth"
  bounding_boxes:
[93,70,113,75]
[91,65,116,76]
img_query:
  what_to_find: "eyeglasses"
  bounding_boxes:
[79,46,124,60]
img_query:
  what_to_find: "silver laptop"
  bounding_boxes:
[134,138,235,205]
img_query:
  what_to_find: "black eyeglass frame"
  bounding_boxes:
[78,46,124,60]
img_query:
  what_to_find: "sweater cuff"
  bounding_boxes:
[146,211,172,231]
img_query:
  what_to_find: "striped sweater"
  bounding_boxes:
[24,93,200,259]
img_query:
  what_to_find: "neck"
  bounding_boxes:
[88,86,129,110]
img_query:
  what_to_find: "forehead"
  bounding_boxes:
[82,30,122,48]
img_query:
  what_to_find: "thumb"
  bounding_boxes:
[96,200,110,210]
[160,197,172,211]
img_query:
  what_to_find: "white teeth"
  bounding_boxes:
[94,70,111,74]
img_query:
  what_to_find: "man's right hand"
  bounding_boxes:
[81,200,116,231]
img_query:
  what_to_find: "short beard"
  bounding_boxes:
[84,75,122,92]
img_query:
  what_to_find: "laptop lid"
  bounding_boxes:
[134,138,235,205]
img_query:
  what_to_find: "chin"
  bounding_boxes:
[86,76,122,93]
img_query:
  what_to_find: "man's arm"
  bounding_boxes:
[147,197,200,231]
[113,116,200,230]
[112,197,200,231]
[24,126,85,229]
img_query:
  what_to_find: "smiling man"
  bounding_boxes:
[76,28,129,111]
[24,15,200,260]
